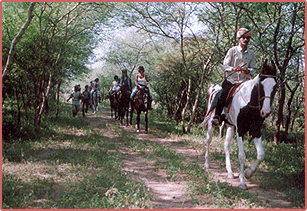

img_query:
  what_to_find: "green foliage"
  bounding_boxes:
[2,103,151,209]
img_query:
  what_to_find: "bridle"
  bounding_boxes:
[248,74,277,109]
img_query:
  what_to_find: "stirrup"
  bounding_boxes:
[212,115,221,126]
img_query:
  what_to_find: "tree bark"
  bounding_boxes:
[3,2,36,77]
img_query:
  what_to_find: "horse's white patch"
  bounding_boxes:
[260,78,276,117]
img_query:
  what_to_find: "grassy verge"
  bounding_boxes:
[3,103,151,209]
[143,109,305,208]
[2,103,304,208]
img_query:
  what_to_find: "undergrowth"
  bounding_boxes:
[2,102,304,208]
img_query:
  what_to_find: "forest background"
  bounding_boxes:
[2,2,305,209]
[2,2,304,142]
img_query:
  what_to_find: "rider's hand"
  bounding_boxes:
[242,68,249,74]
[233,66,242,72]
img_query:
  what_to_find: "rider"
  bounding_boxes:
[67,84,83,117]
[212,27,256,126]
[88,81,94,107]
[130,66,153,110]
[109,75,120,96]
[117,69,132,92]
[93,78,101,103]
[82,85,91,114]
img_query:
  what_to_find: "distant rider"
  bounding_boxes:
[130,66,153,110]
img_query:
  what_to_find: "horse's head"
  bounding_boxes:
[259,59,277,118]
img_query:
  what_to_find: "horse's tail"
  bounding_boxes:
[199,84,222,129]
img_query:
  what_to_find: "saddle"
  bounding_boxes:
[208,83,243,124]
[134,87,149,109]
[225,83,242,104]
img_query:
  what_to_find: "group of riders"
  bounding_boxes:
[109,66,153,110]
[66,65,153,117]
[66,78,102,117]
[67,26,255,126]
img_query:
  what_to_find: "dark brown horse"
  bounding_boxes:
[117,86,133,126]
[109,92,119,120]
[131,86,149,133]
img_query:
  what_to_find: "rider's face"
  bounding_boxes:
[239,35,251,49]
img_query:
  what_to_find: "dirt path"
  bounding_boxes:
[87,107,295,209]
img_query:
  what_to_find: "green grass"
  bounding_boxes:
[188,125,305,208]
[2,102,305,208]
[2,103,151,209]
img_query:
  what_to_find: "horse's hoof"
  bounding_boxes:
[245,168,253,179]
[239,183,248,190]
[204,163,210,169]
[227,172,235,179]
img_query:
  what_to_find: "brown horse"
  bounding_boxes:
[131,86,149,133]
[117,86,133,126]
[109,92,119,120]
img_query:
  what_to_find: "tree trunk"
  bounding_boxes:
[274,82,285,144]
[56,80,62,117]
[14,86,21,124]
[285,81,300,134]
[3,2,36,77]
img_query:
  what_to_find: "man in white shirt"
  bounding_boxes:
[212,27,256,126]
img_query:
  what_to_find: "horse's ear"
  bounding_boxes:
[262,59,268,74]
[270,60,277,76]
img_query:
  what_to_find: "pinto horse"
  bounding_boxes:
[203,60,277,189]
[131,86,150,133]
[117,86,132,126]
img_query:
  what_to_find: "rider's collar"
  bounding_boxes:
[237,45,248,53]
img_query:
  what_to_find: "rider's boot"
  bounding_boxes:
[212,115,221,126]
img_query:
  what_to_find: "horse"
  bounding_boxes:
[131,86,150,133]
[203,60,277,190]
[117,86,133,126]
[109,92,119,120]
[92,90,100,113]
[199,84,226,139]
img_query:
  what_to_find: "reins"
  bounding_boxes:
[249,74,276,109]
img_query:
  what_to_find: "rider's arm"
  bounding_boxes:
[135,74,141,88]
[145,74,149,83]
[223,48,235,72]
[66,93,73,102]
[247,51,256,75]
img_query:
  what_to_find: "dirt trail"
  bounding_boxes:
[88,107,295,209]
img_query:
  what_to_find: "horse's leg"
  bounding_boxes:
[82,102,85,117]
[130,104,133,125]
[245,137,265,179]
[224,125,235,179]
[145,111,148,133]
[120,107,124,125]
[237,135,247,189]
[136,111,141,133]
[218,121,225,139]
[204,119,215,169]
[126,102,129,126]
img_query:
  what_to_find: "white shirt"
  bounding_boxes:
[223,45,256,84]
[137,75,147,86]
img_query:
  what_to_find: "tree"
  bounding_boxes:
[198,2,305,142]
[116,2,221,133]
[3,2,36,78]
[2,2,114,128]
